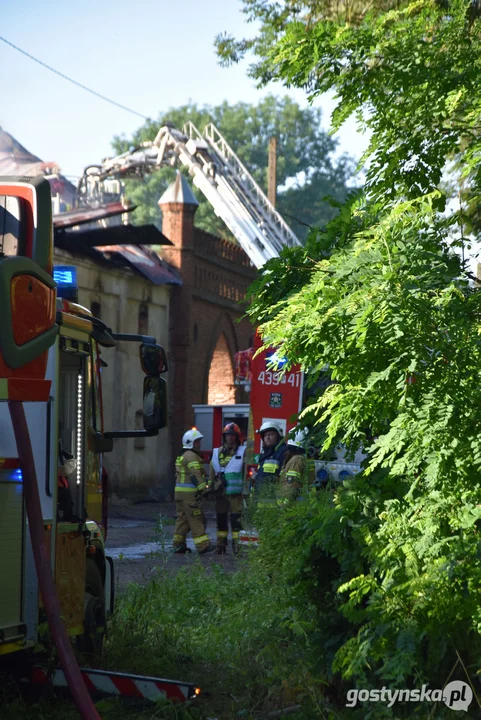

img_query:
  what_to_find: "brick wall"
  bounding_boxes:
[159,192,256,486]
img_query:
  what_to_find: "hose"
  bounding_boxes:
[9,401,102,720]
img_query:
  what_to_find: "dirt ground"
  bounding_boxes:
[106,497,240,590]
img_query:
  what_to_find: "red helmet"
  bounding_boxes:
[222,422,242,445]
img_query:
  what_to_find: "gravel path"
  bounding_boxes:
[106,498,240,590]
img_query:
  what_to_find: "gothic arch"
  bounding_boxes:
[203,312,239,405]
[207,333,236,405]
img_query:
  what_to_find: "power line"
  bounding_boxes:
[0,35,149,120]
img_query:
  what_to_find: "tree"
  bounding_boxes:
[111,97,356,241]
[219,0,481,699]
[215,0,403,83]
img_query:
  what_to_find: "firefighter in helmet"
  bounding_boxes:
[279,427,315,501]
[254,420,288,491]
[209,422,245,555]
[173,428,211,554]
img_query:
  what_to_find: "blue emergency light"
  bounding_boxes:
[53,265,78,301]
[0,468,23,482]
[266,351,287,371]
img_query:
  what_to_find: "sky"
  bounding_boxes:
[1,0,370,183]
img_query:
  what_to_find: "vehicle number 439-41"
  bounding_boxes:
[257,371,301,387]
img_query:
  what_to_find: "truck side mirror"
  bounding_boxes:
[140,343,168,375]
[143,376,167,431]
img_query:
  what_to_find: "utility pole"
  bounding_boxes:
[268,136,277,207]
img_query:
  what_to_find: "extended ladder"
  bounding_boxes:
[78,122,301,268]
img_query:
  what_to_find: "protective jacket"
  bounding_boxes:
[279,452,315,501]
[174,449,207,499]
[210,445,246,496]
[209,445,245,554]
[173,449,210,553]
[256,440,288,487]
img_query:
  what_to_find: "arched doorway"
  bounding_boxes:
[207,332,236,405]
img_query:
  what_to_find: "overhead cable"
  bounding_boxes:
[0,35,149,120]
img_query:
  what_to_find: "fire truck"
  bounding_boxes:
[0,177,198,714]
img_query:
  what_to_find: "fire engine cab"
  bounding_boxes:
[0,177,168,659]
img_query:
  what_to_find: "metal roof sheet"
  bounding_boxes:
[54,221,172,248]
[53,202,133,230]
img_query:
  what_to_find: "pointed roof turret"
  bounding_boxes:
[158,171,198,208]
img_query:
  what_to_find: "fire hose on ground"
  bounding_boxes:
[9,400,102,720]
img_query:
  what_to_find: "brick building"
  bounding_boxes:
[3,130,258,497]
[159,173,256,464]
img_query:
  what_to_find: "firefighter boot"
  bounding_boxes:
[197,540,214,554]
[194,532,212,554]
[174,545,191,554]
[215,530,228,554]
[173,534,191,554]
[232,533,240,557]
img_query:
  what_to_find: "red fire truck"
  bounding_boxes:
[0,177,198,715]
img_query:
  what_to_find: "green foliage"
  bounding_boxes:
[215,0,404,83]
[111,97,356,241]
[103,558,326,719]
[218,0,481,704]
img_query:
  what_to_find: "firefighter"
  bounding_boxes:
[173,428,211,554]
[279,428,315,501]
[255,420,288,492]
[209,422,245,555]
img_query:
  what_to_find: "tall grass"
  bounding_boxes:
[105,557,325,719]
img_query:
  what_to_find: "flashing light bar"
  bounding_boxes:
[53,265,78,301]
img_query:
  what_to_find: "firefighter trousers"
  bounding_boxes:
[215,492,243,552]
[173,494,210,553]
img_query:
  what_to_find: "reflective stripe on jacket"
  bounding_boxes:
[175,449,206,495]
[256,441,288,485]
[211,445,245,495]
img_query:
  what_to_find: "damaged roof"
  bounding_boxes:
[53,202,134,230]
[54,208,181,287]
[95,244,181,286]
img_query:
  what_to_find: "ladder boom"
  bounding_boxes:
[77,122,301,268]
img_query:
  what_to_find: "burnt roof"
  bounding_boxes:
[54,223,181,286]
[53,202,134,230]
[55,222,173,247]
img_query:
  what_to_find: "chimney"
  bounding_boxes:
[158,171,198,266]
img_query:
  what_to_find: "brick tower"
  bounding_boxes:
[159,172,199,461]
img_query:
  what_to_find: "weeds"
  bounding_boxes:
[4,491,467,719]
[104,559,323,719]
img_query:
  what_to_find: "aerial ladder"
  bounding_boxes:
[77,121,301,268]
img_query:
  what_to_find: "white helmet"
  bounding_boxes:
[259,420,284,437]
[287,427,308,448]
[182,428,204,449]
